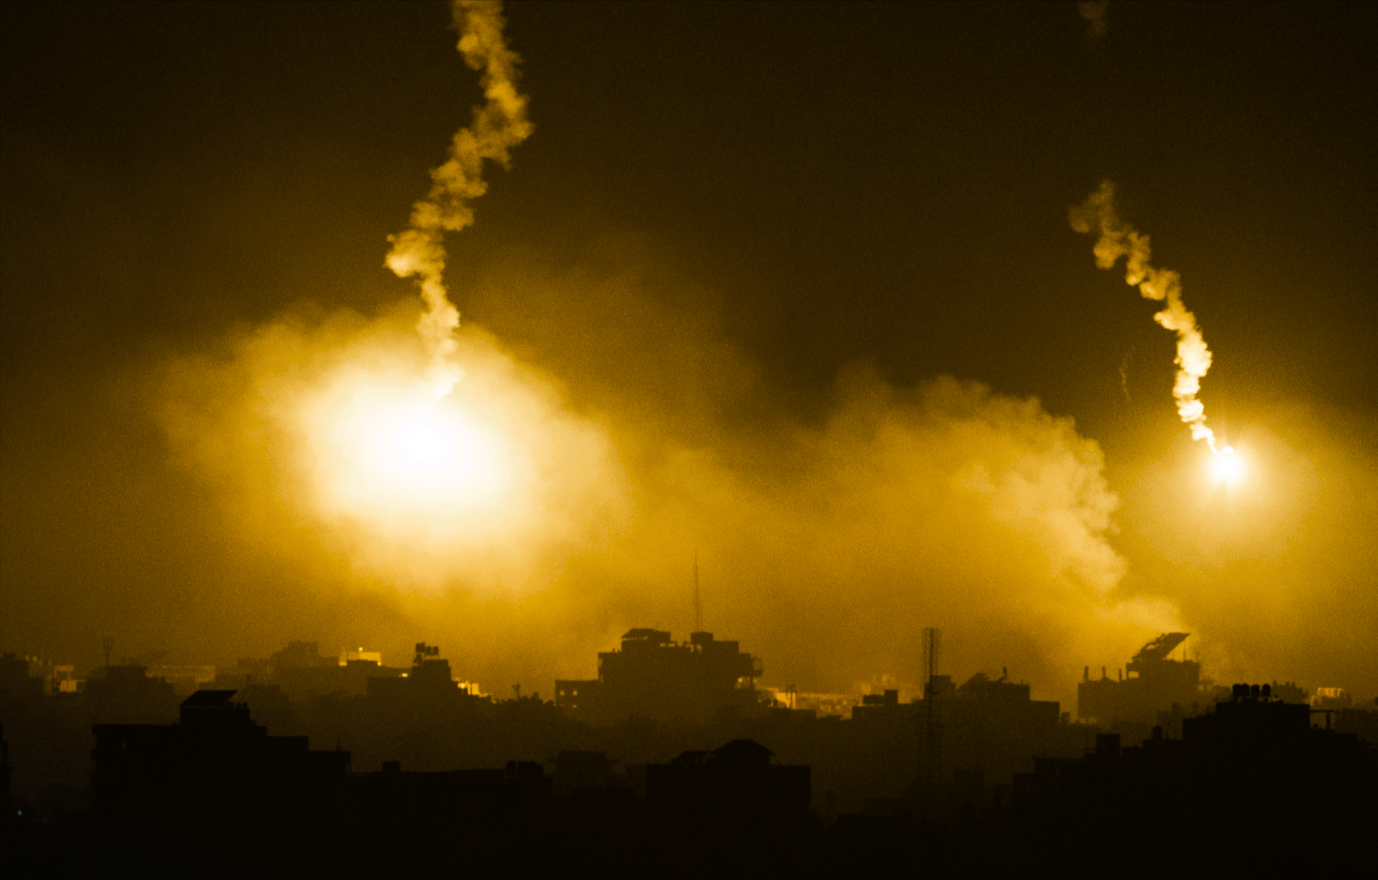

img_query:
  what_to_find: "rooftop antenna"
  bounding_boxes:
[102,636,113,671]
[922,627,942,784]
[693,551,702,634]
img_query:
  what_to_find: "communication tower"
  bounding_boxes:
[693,551,702,634]
[922,627,942,783]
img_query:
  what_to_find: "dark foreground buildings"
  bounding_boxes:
[90,689,350,870]
[999,684,1378,872]
[11,685,814,876]
[4,679,1370,877]
[4,633,1377,876]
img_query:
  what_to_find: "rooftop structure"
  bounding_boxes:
[1078,632,1203,726]
[365,643,481,705]
[556,629,762,723]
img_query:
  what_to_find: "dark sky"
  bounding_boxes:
[3,2,1375,701]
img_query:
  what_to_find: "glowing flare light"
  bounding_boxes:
[367,404,504,496]
[1207,445,1246,488]
[321,384,509,515]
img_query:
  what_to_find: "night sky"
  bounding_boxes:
[3,1,1375,705]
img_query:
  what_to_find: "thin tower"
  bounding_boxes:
[922,627,942,784]
[693,551,702,633]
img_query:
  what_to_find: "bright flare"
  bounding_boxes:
[325,385,509,514]
[1208,445,1245,487]
[372,405,502,493]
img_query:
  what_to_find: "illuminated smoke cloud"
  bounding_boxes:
[1070,181,1218,450]
[142,7,1172,700]
[386,0,534,400]
[154,303,630,596]
[1078,1,1110,40]
[153,247,1178,705]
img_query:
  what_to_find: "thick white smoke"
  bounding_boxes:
[385,0,533,400]
[1070,181,1219,450]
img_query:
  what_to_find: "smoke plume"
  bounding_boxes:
[146,235,1187,708]
[1078,1,1110,41]
[385,0,533,400]
[1070,181,1218,450]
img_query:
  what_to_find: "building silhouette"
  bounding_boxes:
[364,642,482,705]
[1077,632,1203,726]
[92,690,349,834]
[85,664,179,725]
[0,653,42,701]
[647,738,810,827]
[556,629,762,723]
[846,667,1070,823]
[5,626,1376,877]
[1009,682,1376,872]
[214,640,406,702]
[1,721,10,814]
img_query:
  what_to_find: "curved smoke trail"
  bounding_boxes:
[386,0,534,400]
[1070,181,1218,451]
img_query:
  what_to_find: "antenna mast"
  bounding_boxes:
[922,627,942,784]
[693,551,702,633]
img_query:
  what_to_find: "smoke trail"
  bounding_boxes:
[1078,1,1110,41]
[1119,347,1133,402]
[1070,181,1218,450]
[386,0,533,400]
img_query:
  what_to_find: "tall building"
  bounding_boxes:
[1078,632,1203,725]
[556,629,762,723]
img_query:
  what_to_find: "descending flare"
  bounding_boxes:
[1210,444,1245,486]
[1070,181,1219,452]
[386,0,534,401]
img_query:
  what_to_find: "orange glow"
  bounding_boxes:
[196,312,635,593]
[299,370,515,528]
[1208,445,1246,488]
[340,393,508,511]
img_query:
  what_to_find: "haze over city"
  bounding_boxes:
[3,0,1376,709]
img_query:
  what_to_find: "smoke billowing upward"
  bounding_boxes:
[385,0,533,400]
[147,239,1195,707]
[7,1,1377,709]
[1070,181,1218,451]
